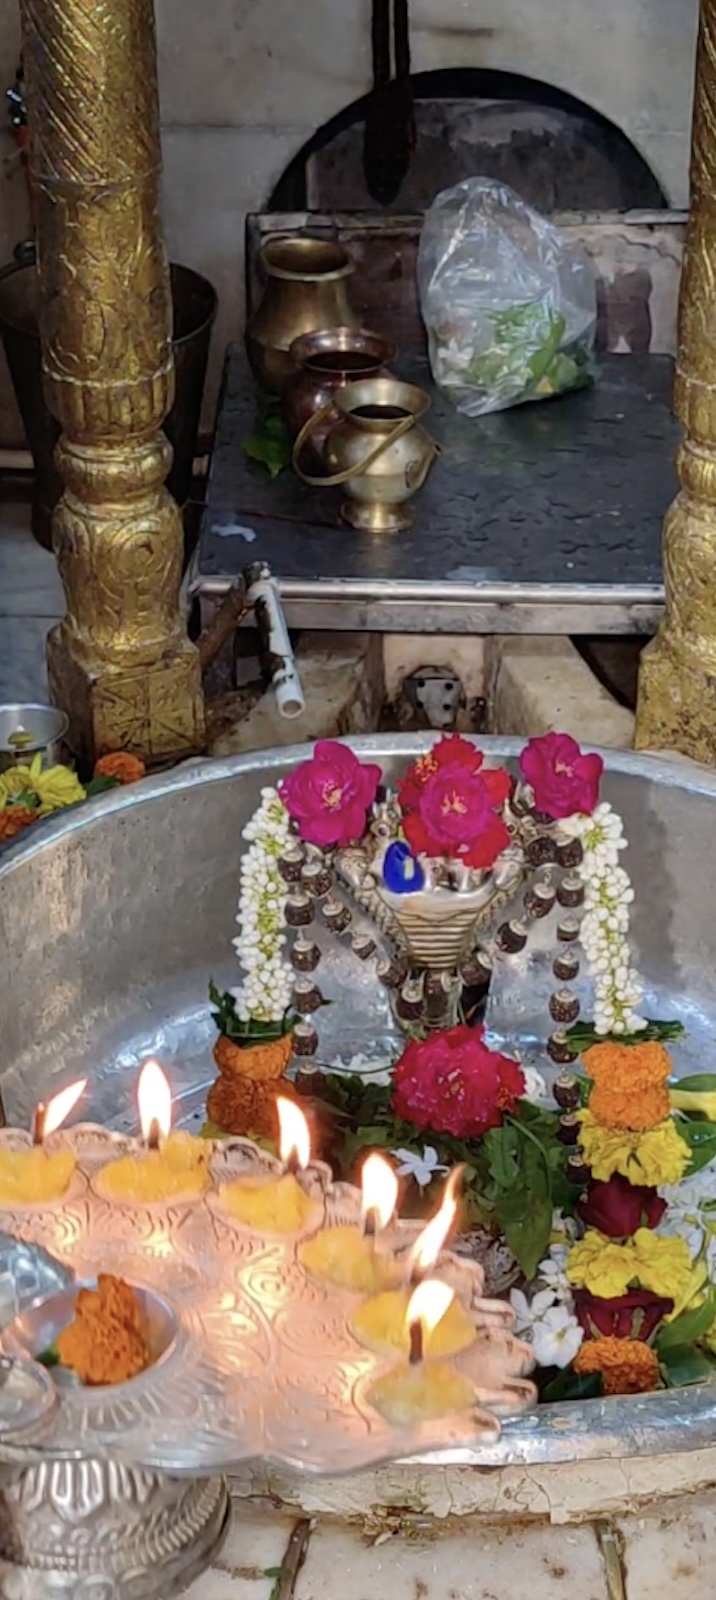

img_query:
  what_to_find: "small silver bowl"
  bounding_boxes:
[0,703,69,773]
[2,1280,179,1390]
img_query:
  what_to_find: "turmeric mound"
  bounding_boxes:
[56,1274,149,1386]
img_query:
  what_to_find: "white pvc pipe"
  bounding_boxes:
[246,566,305,719]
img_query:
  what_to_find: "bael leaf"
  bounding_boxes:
[483,1124,520,1191]
[659,1343,716,1388]
[675,1075,716,1094]
[678,1121,716,1173]
[656,1294,716,1352]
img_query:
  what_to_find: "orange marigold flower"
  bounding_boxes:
[0,806,38,842]
[573,1336,660,1395]
[94,752,146,785]
[583,1041,673,1131]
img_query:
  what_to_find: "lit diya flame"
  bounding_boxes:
[361,1152,399,1237]
[278,1097,310,1175]
[407,1167,463,1283]
[407,1277,455,1365]
[138,1060,172,1150]
[32,1078,87,1146]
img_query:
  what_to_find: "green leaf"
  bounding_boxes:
[241,406,292,479]
[541,1370,603,1403]
[84,774,122,797]
[676,1074,716,1093]
[659,1343,716,1388]
[37,1344,60,1368]
[496,1183,552,1281]
[483,1124,520,1190]
[678,1121,716,1173]
[566,1018,685,1052]
[657,1295,716,1352]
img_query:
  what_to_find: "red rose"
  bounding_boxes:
[574,1288,673,1342]
[578,1174,666,1238]
[399,736,511,870]
[392,1023,525,1139]
[519,732,603,819]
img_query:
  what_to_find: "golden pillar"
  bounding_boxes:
[20,0,205,766]
[635,0,716,760]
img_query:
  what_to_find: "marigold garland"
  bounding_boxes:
[576,1112,690,1187]
[566,1227,693,1302]
[573,1336,660,1395]
[583,1041,672,1131]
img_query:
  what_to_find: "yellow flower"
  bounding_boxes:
[0,754,85,815]
[567,1230,635,1297]
[567,1227,693,1301]
[577,1111,689,1186]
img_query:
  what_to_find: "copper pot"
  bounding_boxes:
[284,327,396,466]
[245,238,358,396]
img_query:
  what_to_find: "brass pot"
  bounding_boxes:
[293,377,439,533]
[246,238,358,396]
[284,326,396,466]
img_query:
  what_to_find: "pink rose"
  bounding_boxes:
[279,740,381,848]
[519,732,603,819]
[392,1024,525,1139]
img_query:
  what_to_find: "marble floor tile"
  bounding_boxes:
[292,1518,609,1600]
[616,1490,716,1600]
[182,1504,296,1600]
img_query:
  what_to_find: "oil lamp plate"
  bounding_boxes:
[0,1132,534,1475]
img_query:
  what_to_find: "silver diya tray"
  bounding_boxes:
[2,737,716,1473]
[0,1129,534,1473]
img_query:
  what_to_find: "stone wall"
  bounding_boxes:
[0,0,700,443]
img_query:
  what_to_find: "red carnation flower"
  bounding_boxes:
[392,1023,525,1139]
[574,1288,673,1342]
[399,736,512,871]
[519,732,603,819]
[578,1174,666,1239]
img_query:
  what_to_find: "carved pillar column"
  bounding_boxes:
[635,0,716,759]
[20,0,205,765]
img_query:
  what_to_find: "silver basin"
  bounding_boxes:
[1,735,715,1468]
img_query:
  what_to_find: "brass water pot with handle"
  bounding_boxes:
[293,377,438,532]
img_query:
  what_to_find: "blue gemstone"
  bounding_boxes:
[383,841,425,894]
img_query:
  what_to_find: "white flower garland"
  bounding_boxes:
[232,787,294,1025]
[562,801,646,1036]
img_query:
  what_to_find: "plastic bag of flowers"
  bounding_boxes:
[417,177,597,417]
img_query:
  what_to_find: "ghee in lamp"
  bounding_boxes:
[299,1152,399,1291]
[217,1098,315,1234]
[0,1079,87,1206]
[95,1060,208,1204]
[350,1286,475,1357]
[367,1280,475,1426]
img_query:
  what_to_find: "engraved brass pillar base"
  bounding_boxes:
[0,1460,229,1600]
[45,435,204,766]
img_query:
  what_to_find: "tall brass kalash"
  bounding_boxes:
[3,0,716,1593]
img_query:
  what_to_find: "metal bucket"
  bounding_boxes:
[0,736,715,1468]
[0,254,217,551]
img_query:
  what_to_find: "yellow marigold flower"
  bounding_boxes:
[577,1111,689,1187]
[567,1228,693,1301]
[574,1337,660,1395]
[584,1041,673,1131]
[0,754,86,816]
